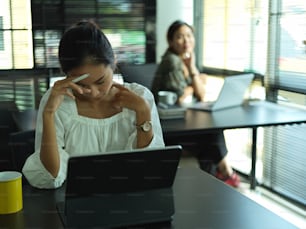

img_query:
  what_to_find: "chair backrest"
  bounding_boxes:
[118,63,157,90]
[12,109,38,131]
[0,110,18,138]
[0,101,19,134]
[0,101,18,111]
[9,130,35,173]
[0,102,19,170]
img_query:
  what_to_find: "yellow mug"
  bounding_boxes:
[0,171,23,214]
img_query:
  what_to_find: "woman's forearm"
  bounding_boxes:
[40,112,60,177]
[192,74,205,101]
[135,102,153,148]
[186,63,205,101]
[178,86,194,104]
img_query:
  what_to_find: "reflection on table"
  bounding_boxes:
[0,167,297,229]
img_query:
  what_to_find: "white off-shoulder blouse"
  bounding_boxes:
[22,82,165,189]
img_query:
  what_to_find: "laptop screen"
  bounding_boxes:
[65,145,182,197]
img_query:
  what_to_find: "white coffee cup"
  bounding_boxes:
[158,91,177,105]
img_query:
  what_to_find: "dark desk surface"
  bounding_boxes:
[0,168,297,229]
[161,100,306,136]
[161,100,306,190]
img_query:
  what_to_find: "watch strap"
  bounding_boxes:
[135,121,152,132]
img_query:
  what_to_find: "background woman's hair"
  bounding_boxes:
[58,19,115,74]
[167,20,194,42]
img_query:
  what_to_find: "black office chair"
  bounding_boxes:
[118,63,157,90]
[12,109,38,131]
[9,130,35,173]
[0,101,19,170]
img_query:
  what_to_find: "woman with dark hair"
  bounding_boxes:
[23,20,164,189]
[152,20,240,187]
[152,20,206,104]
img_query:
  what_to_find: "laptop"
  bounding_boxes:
[56,145,182,228]
[187,73,254,111]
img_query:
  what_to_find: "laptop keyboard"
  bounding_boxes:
[194,101,215,108]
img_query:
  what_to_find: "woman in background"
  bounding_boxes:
[152,20,240,187]
[23,20,164,189]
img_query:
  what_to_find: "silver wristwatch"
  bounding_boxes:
[136,121,152,132]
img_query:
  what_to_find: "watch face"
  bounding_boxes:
[142,121,152,132]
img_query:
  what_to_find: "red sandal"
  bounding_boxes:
[216,171,240,188]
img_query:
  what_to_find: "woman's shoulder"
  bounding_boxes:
[160,50,182,69]
[162,50,181,62]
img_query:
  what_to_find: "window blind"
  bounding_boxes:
[196,0,306,206]
[266,1,306,96]
[1,0,156,111]
[0,17,4,51]
[0,78,36,110]
[263,125,306,206]
[31,0,156,68]
[263,0,306,206]
[0,72,49,110]
[0,0,33,69]
[199,0,269,75]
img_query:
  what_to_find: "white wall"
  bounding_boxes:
[156,0,194,63]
